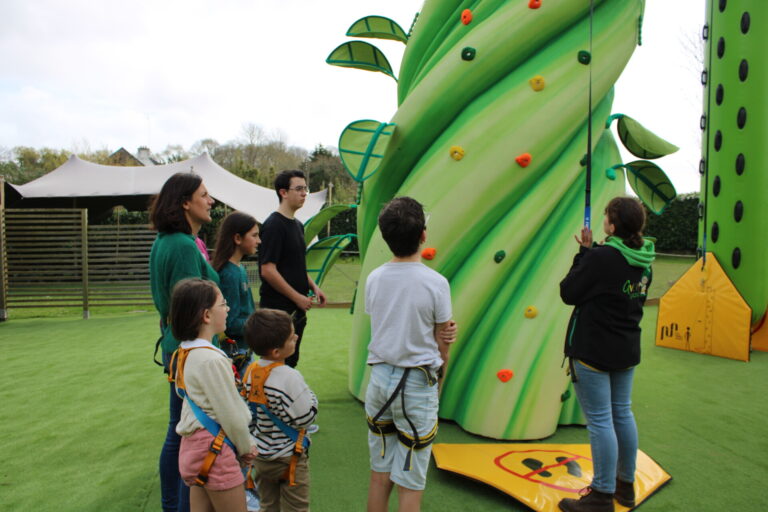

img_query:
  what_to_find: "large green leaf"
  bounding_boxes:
[624,160,677,214]
[607,114,679,159]
[346,16,408,43]
[303,204,356,245]
[326,41,396,79]
[338,120,396,183]
[305,234,356,287]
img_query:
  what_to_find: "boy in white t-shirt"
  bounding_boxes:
[365,197,457,512]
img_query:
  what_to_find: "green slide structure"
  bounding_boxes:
[328,0,678,439]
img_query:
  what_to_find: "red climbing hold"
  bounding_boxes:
[422,247,437,260]
[529,0,542,9]
[516,153,532,167]
[497,369,514,382]
[461,9,473,25]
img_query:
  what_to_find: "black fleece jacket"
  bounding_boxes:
[560,244,652,371]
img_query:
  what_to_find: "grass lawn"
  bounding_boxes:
[1,302,766,511]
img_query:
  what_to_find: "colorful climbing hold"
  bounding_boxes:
[524,306,538,319]
[422,247,437,260]
[605,167,617,180]
[516,153,532,167]
[449,145,465,161]
[497,369,514,383]
[578,50,591,64]
[494,250,506,263]
[529,0,542,9]
[529,75,545,91]
[561,389,571,402]
[461,47,476,61]
[461,9,473,25]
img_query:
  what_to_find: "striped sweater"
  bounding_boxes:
[244,359,318,460]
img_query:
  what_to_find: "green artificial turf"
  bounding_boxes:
[2,304,766,511]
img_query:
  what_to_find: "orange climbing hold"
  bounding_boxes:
[422,247,437,260]
[461,9,473,25]
[516,153,532,167]
[497,369,514,382]
[529,0,542,9]
[529,75,545,91]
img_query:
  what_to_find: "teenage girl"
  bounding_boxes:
[212,212,261,376]
[170,278,258,512]
[558,197,655,512]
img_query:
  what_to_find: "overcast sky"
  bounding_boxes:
[0,0,704,192]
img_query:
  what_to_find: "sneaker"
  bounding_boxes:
[307,424,319,434]
[558,486,614,512]
[246,488,260,512]
[614,479,635,508]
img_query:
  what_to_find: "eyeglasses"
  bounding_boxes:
[216,301,228,308]
[289,186,310,193]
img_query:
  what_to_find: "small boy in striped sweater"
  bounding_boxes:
[242,308,318,511]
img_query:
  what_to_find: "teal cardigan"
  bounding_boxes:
[150,232,220,353]
[218,261,256,350]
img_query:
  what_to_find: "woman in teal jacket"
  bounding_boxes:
[149,172,220,512]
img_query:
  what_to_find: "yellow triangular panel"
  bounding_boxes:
[656,253,751,361]
[432,443,670,512]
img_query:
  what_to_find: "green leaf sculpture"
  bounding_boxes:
[346,16,408,43]
[305,234,356,287]
[339,120,396,183]
[624,160,677,214]
[326,41,396,79]
[303,204,357,246]
[607,114,679,159]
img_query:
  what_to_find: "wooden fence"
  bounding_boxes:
[0,208,154,319]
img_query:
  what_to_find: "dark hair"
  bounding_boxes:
[244,308,293,356]
[274,170,306,202]
[169,278,219,341]
[149,173,203,233]
[212,211,258,271]
[605,196,646,249]
[378,197,425,257]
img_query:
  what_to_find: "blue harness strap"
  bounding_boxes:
[249,402,310,451]
[177,387,237,453]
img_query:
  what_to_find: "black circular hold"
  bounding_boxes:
[734,200,743,222]
[737,107,747,128]
[717,37,725,58]
[714,130,722,151]
[699,158,706,175]
[739,59,748,81]
[741,12,750,34]
[461,47,476,61]
[735,153,745,175]
[716,84,724,105]
[700,114,707,130]
[719,0,726,12]
[578,50,591,65]
[732,247,741,269]
[711,222,719,243]
[713,176,721,196]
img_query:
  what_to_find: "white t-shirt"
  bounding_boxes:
[365,262,453,368]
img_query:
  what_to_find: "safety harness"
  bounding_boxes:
[366,366,439,471]
[241,362,310,487]
[168,346,237,487]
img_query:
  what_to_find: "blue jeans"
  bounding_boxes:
[160,353,190,512]
[573,361,638,493]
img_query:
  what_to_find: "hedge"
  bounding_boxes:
[643,193,698,254]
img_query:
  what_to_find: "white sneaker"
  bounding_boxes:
[307,424,319,434]
[246,488,260,512]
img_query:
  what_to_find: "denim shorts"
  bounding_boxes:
[365,363,439,490]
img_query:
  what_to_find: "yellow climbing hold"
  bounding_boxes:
[524,306,538,319]
[529,75,545,91]
[450,146,465,161]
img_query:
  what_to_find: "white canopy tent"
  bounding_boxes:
[7,152,327,223]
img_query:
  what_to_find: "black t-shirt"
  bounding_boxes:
[258,211,309,310]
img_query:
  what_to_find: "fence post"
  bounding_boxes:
[81,209,90,319]
[0,176,7,321]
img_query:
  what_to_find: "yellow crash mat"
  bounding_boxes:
[432,443,670,512]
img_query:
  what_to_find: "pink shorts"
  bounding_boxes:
[179,429,244,491]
